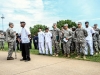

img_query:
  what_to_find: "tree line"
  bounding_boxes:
[30,20,77,36]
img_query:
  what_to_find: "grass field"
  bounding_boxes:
[2,42,100,62]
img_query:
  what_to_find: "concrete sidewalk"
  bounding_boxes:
[0,51,100,75]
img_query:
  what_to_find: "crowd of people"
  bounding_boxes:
[0,21,100,61]
[36,21,100,60]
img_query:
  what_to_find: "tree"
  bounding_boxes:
[57,20,77,29]
[30,24,47,36]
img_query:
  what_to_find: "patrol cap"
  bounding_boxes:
[53,23,57,26]
[1,33,3,35]
[77,22,82,25]
[64,24,68,26]
[9,22,14,26]
[72,26,76,28]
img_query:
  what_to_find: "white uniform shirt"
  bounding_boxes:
[44,31,52,43]
[85,26,95,40]
[38,31,45,42]
[21,27,31,43]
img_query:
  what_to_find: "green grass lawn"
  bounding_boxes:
[2,42,100,62]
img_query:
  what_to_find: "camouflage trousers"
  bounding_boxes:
[70,41,76,53]
[63,41,71,54]
[93,41,99,53]
[76,42,86,55]
[52,40,60,54]
[8,42,14,57]
[0,41,4,49]
[98,40,100,50]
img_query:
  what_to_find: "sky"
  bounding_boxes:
[0,0,100,32]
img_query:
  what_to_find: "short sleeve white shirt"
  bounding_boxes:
[44,31,52,42]
[38,31,45,42]
[21,27,31,43]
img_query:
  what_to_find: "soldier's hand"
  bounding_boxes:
[66,38,68,40]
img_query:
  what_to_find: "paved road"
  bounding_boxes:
[0,51,100,75]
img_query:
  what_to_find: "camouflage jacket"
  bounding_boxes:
[75,28,88,43]
[0,34,5,41]
[6,27,15,42]
[93,31,99,42]
[52,28,60,41]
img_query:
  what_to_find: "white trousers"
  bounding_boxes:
[85,40,94,55]
[39,42,45,54]
[45,42,52,55]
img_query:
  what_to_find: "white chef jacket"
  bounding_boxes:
[38,31,45,42]
[85,26,95,40]
[44,31,52,42]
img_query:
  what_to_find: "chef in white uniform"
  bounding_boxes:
[38,28,45,55]
[44,28,52,55]
[85,21,95,56]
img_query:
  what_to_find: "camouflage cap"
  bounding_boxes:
[53,23,57,26]
[64,24,68,26]
[9,22,14,26]
[78,22,82,25]
[72,26,76,28]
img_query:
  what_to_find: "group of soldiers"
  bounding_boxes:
[0,31,5,50]
[38,21,100,59]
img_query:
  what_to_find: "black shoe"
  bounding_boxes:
[20,59,26,61]
[25,59,31,62]
[7,57,14,60]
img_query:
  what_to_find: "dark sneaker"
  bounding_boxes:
[7,57,14,60]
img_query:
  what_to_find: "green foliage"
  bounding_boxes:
[30,24,47,36]
[57,20,77,29]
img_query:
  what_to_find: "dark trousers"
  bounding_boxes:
[61,43,64,54]
[29,42,32,49]
[17,42,19,50]
[21,43,30,60]
[34,42,38,49]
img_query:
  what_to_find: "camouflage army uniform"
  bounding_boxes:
[63,29,72,55]
[75,28,88,56]
[6,27,15,58]
[94,28,100,50]
[93,31,99,53]
[70,30,76,53]
[60,29,64,54]
[0,33,5,50]
[52,28,60,55]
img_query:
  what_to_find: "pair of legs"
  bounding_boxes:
[53,41,60,55]
[0,41,4,50]
[76,42,86,59]
[21,43,30,60]
[85,40,94,55]
[63,41,71,56]
[93,41,99,54]
[7,42,14,60]
[45,42,52,55]
[39,42,45,54]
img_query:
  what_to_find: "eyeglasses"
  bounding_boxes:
[78,24,80,25]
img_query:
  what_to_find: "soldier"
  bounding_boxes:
[6,22,16,60]
[0,33,5,50]
[92,28,99,55]
[75,22,88,59]
[52,23,60,56]
[60,26,64,54]
[70,26,76,53]
[62,24,72,57]
[93,24,100,52]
